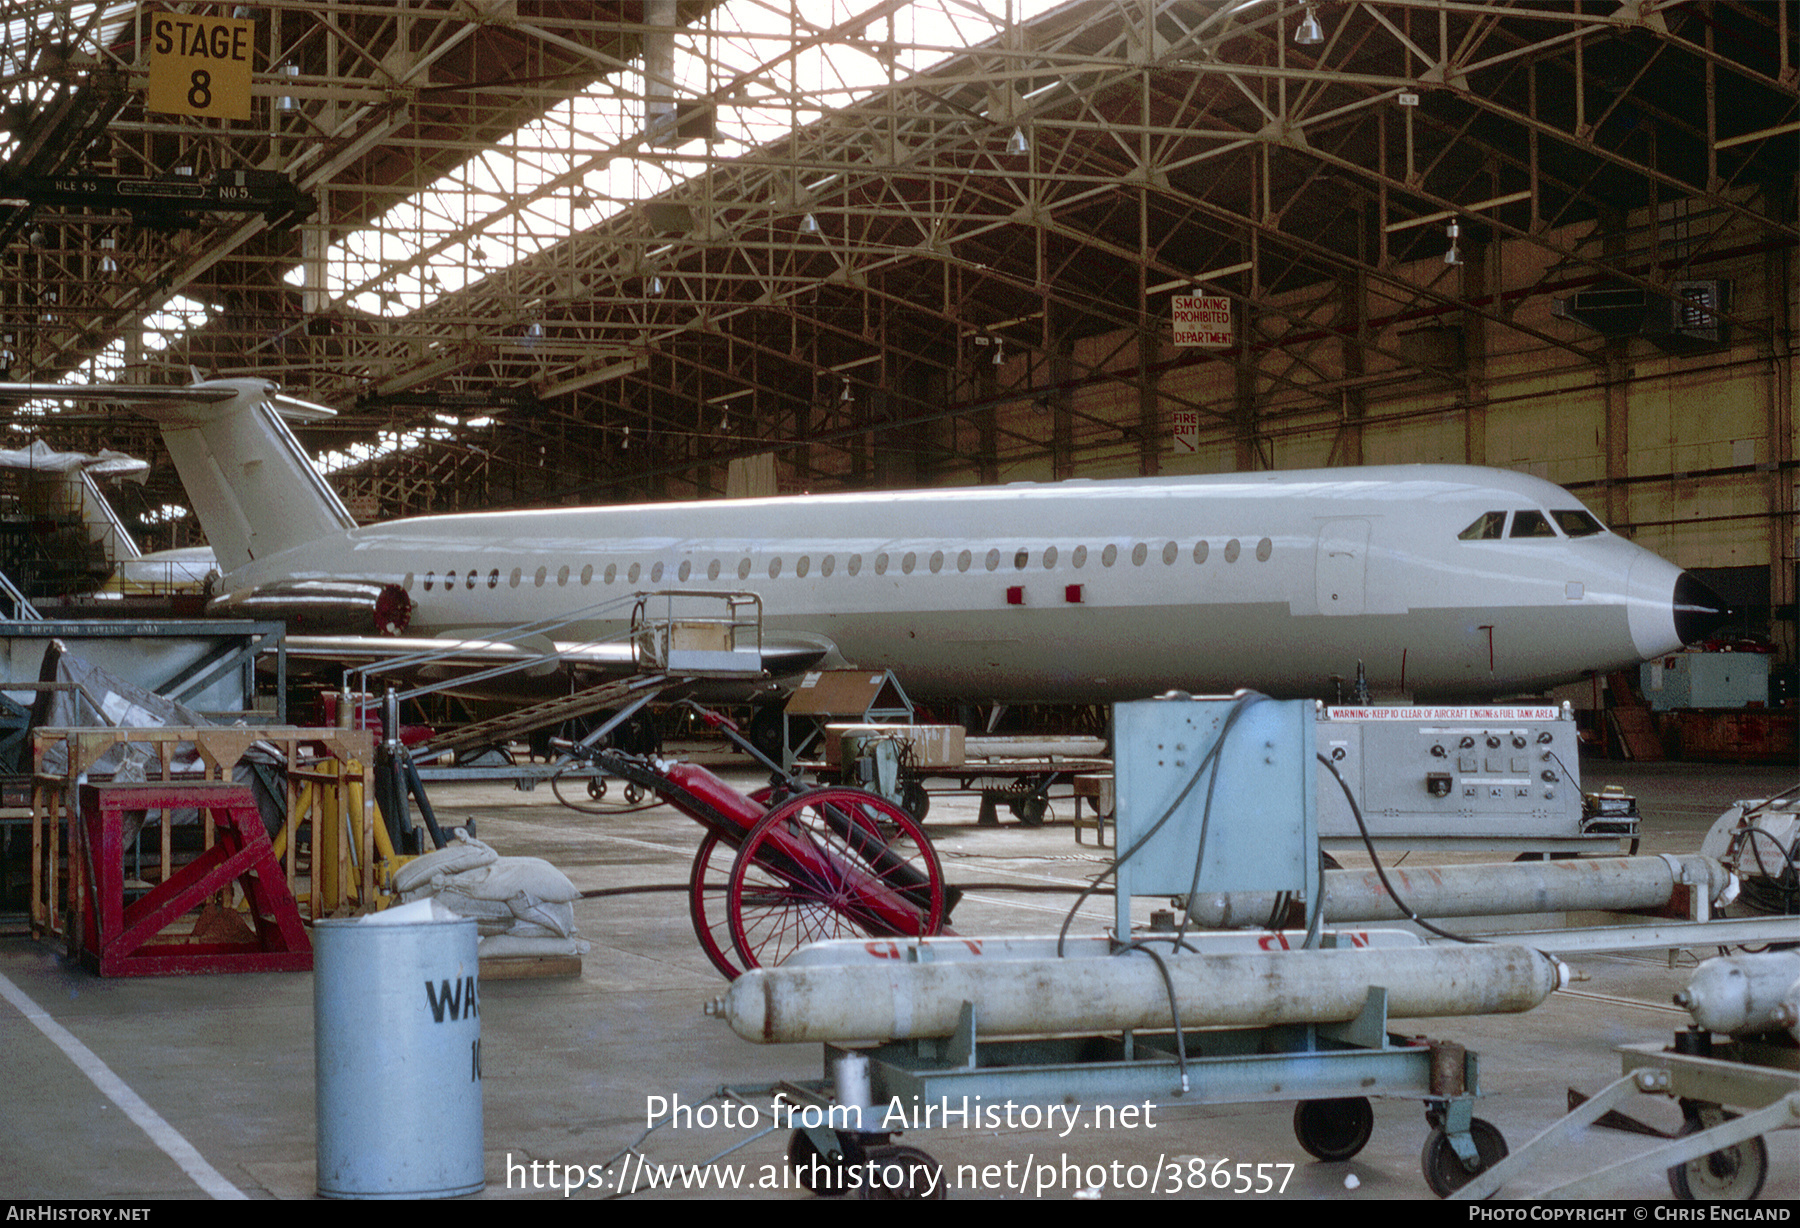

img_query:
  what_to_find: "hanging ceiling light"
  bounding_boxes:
[1295,5,1324,46]
[1444,219,1462,266]
[277,63,300,112]
[648,275,665,296]
[1006,127,1030,156]
[799,213,822,236]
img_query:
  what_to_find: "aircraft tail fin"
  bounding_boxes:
[132,380,356,574]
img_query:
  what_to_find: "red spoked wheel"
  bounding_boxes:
[688,830,744,979]
[726,788,945,972]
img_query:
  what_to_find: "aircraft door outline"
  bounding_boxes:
[1316,519,1370,616]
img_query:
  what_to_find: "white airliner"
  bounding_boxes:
[0,378,1723,702]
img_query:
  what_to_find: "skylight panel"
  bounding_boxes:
[294,0,1068,317]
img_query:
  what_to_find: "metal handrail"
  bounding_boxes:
[0,568,42,620]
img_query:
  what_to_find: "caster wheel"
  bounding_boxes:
[587,776,607,801]
[1421,1118,1507,1197]
[787,1129,851,1195]
[624,781,644,804]
[857,1144,945,1200]
[1294,1097,1374,1161]
[1668,1109,1768,1201]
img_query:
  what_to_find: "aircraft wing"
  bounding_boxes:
[282,634,829,700]
[0,382,242,405]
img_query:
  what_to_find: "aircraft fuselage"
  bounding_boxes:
[217,465,1703,702]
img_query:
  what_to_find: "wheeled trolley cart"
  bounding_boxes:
[589,703,952,978]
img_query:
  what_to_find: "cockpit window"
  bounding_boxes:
[1509,510,1557,538]
[1552,509,1604,537]
[1458,511,1506,540]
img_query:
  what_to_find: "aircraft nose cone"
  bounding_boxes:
[1673,571,1729,645]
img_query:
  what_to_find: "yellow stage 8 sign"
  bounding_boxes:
[146,13,254,121]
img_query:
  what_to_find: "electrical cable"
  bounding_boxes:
[1730,823,1799,915]
[1113,940,1191,1094]
[1057,692,1265,1098]
[550,769,661,815]
[1317,751,1485,945]
[1055,691,1263,956]
[1165,694,1326,951]
[579,880,1110,900]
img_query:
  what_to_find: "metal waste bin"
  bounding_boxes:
[314,913,484,1198]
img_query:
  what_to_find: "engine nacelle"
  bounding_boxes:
[207,580,413,635]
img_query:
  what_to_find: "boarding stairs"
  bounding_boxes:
[378,590,769,765]
[414,671,680,762]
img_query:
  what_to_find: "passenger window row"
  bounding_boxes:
[405,536,1276,593]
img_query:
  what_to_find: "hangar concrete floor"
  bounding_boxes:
[1,755,1794,1202]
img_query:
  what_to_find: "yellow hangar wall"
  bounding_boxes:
[898,198,1793,644]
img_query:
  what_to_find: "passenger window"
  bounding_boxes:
[1131,543,1147,566]
[1072,545,1087,569]
[679,560,692,581]
[1224,538,1240,562]
[1552,509,1604,537]
[1458,511,1506,540]
[1193,541,1208,564]
[1510,510,1557,538]
[769,557,783,579]
[580,564,593,585]
[1161,542,1177,565]
[489,569,500,588]
[985,549,1000,572]
[508,568,521,587]
[1043,546,1057,568]
[1256,537,1272,562]
[738,558,752,580]
[956,550,971,573]
[875,553,889,575]
[534,566,547,587]
[928,551,943,574]
[902,552,916,574]
[821,555,835,577]
[1101,544,1117,567]
[796,556,810,578]
[557,565,570,586]
[1013,549,1029,570]
[445,570,457,588]
[403,573,415,591]
[848,554,862,576]
[605,564,617,584]
[465,571,477,589]
[707,560,720,581]
[423,571,435,591]
[650,562,664,582]
[628,563,642,583]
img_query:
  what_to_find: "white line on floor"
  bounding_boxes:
[0,970,247,1199]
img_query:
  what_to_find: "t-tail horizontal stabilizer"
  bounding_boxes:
[0,378,355,572]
